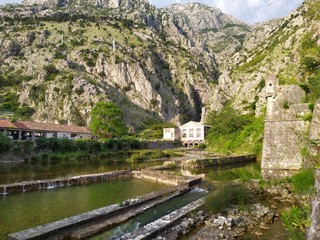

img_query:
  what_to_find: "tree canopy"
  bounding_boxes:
[89,101,128,138]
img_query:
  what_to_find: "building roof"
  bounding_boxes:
[12,121,91,134]
[179,121,210,128]
[0,119,17,129]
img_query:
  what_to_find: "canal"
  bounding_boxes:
[0,178,168,240]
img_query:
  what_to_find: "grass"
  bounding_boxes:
[290,168,315,194]
[205,184,250,213]
[281,205,311,240]
[127,149,182,163]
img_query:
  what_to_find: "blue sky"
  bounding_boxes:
[0,0,304,24]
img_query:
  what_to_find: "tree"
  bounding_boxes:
[89,101,128,138]
[0,134,11,153]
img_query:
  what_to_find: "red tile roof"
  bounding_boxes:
[12,121,91,134]
[0,119,17,129]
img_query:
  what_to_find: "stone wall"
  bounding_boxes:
[181,155,256,170]
[261,75,311,170]
[308,169,320,240]
[310,100,320,141]
[142,141,182,149]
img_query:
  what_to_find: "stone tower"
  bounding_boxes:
[265,74,279,98]
[261,75,311,174]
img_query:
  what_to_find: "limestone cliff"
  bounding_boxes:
[0,0,217,130]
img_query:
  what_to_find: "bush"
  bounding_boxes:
[205,184,250,212]
[206,106,264,156]
[290,169,315,194]
[0,133,11,153]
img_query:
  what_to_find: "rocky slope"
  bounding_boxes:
[0,0,218,130]
[163,3,251,62]
[209,0,320,115]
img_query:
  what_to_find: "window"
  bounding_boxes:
[188,128,194,138]
[182,129,186,138]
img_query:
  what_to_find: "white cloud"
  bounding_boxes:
[150,0,303,24]
[0,0,22,4]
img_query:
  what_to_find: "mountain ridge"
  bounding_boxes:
[1,0,319,132]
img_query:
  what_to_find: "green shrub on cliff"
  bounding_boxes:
[290,169,315,194]
[206,106,264,156]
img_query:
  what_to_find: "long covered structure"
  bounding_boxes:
[0,119,92,141]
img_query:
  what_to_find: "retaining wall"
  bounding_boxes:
[0,170,132,194]
[140,169,201,186]
[181,155,256,169]
[308,169,320,240]
[142,141,182,149]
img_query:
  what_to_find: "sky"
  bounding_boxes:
[0,0,304,24]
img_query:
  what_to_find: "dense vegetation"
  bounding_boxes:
[89,101,128,138]
[205,106,264,156]
[280,169,315,239]
[299,33,320,103]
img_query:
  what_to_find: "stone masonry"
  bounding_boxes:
[261,75,311,170]
[308,169,320,240]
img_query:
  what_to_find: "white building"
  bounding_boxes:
[179,121,210,147]
[163,128,180,141]
[163,121,210,147]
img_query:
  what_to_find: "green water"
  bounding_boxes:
[0,157,163,184]
[92,188,207,240]
[0,178,168,240]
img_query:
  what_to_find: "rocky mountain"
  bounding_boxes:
[0,0,319,131]
[0,0,218,130]
[209,0,320,115]
[163,3,251,62]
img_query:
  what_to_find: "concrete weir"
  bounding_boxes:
[0,170,132,194]
[8,186,190,240]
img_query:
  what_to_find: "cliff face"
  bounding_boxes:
[163,3,251,62]
[0,0,218,129]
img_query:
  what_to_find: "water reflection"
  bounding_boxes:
[0,156,164,184]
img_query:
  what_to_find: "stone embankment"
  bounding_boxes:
[181,154,256,169]
[308,169,320,240]
[120,198,205,240]
[188,204,279,240]
[0,170,132,194]
[8,186,190,240]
